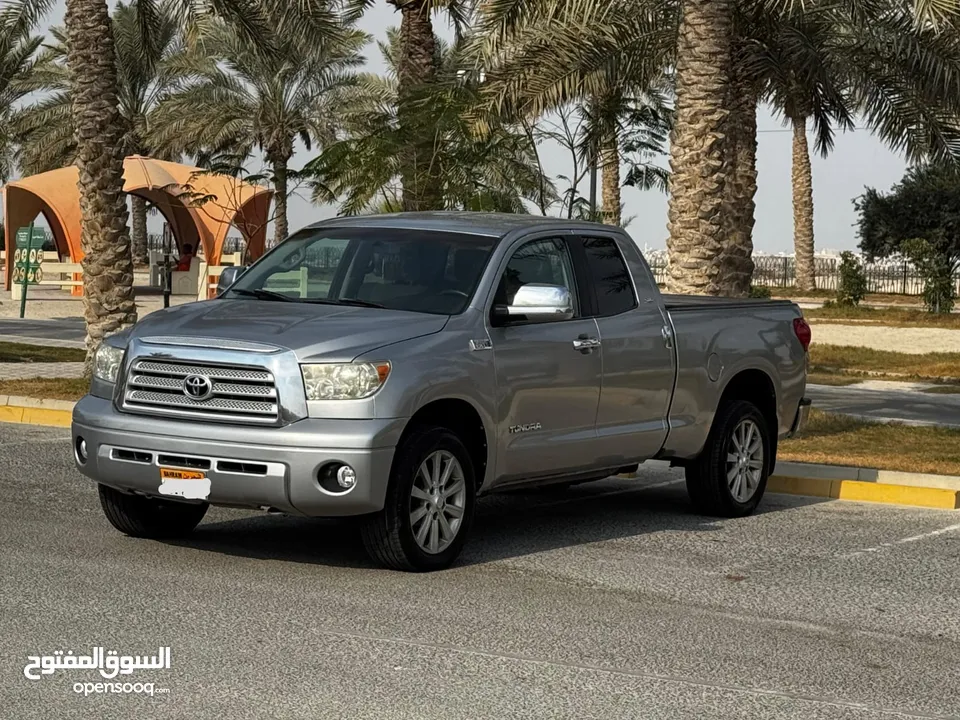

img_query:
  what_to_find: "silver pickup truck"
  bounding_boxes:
[72,213,811,571]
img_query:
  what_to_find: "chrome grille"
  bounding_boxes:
[122,358,279,424]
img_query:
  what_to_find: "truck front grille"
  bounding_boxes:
[122,358,279,424]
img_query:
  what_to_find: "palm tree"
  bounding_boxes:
[668,0,960,295]
[741,4,960,291]
[474,0,960,295]
[15,2,185,265]
[63,0,139,365]
[345,0,472,210]
[471,0,676,229]
[308,30,555,215]
[0,4,42,183]
[580,87,672,226]
[10,0,274,368]
[150,3,367,243]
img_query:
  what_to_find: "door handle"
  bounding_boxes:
[661,325,674,349]
[572,335,601,352]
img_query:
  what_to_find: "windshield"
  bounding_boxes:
[229,227,496,315]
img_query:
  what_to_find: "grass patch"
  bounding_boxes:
[804,304,960,329]
[0,378,88,401]
[769,288,921,306]
[806,372,863,386]
[921,384,960,394]
[810,345,960,380]
[0,342,86,363]
[780,409,960,475]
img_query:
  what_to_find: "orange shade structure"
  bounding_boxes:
[3,156,274,291]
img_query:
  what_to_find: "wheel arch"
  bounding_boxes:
[396,398,490,491]
[715,368,779,473]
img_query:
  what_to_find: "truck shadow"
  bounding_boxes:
[161,479,828,570]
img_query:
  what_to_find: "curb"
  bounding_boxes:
[620,460,960,510]
[3,335,87,349]
[767,476,960,510]
[0,396,75,428]
[769,460,960,509]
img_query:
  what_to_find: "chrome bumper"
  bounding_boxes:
[787,397,812,438]
[71,395,404,517]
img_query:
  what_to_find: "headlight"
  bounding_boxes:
[93,344,125,383]
[301,362,390,400]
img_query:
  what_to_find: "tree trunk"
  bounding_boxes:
[600,131,621,226]
[792,116,816,292]
[272,155,289,244]
[130,194,149,267]
[390,0,442,211]
[719,56,758,298]
[66,0,137,372]
[665,0,734,296]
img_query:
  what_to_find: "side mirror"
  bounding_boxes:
[217,266,246,294]
[495,283,574,323]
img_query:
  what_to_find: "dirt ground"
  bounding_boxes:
[810,323,960,354]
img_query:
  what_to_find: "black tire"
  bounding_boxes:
[685,400,771,518]
[98,484,208,539]
[361,426,476,572]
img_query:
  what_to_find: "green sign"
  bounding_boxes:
[12,226,46,286]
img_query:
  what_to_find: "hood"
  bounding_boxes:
[130,299,449,362]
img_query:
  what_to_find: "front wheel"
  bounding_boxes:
[361,426,476,571]
[685,400,771,517]
[98,484,208,538]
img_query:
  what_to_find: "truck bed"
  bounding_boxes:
[661,294,796,312]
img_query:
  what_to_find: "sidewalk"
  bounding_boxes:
[807,379,960,428]
[0,362,84,379]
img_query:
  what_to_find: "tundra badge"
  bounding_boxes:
[509,422,542,434]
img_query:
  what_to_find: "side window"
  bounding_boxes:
[494,237,578,316]
[581,236,637,317]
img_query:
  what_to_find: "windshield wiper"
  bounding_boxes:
[334,297,386,309]
[300,297,386,309]
[230,288,296,302]
[231,288,385,309]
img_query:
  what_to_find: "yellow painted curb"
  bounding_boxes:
[0,405,72,428]
[768,475,960,510]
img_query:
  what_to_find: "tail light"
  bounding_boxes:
[793,317,812,352]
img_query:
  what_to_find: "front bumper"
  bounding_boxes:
[787,397,812,438]
[71,395,405,517]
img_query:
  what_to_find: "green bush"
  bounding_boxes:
[902,238,957,314]
[836,252,868,307]
[748,285,772,299]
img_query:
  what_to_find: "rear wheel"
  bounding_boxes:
[685,400,770,517]
[98,484,208,538]
[361,426,476,571]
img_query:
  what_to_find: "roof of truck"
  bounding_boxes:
[306,211,617,238]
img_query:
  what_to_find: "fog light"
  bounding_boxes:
[75,436,88,464]
[337,465,357,489]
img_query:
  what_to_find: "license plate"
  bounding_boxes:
[159,467,211,500]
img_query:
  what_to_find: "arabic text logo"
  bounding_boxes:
[24,646,171,681]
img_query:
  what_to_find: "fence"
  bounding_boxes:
[145,234,247,255]
[646,254,960,296]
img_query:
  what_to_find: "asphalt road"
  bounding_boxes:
[808,382,960,428]
[2,421,960,719]
[0,318,86,343]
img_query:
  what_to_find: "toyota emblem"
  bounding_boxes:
[183,374,213,401]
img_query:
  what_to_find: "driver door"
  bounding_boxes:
[487,236,603,485]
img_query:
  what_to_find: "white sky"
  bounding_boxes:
[12,0,909,254]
